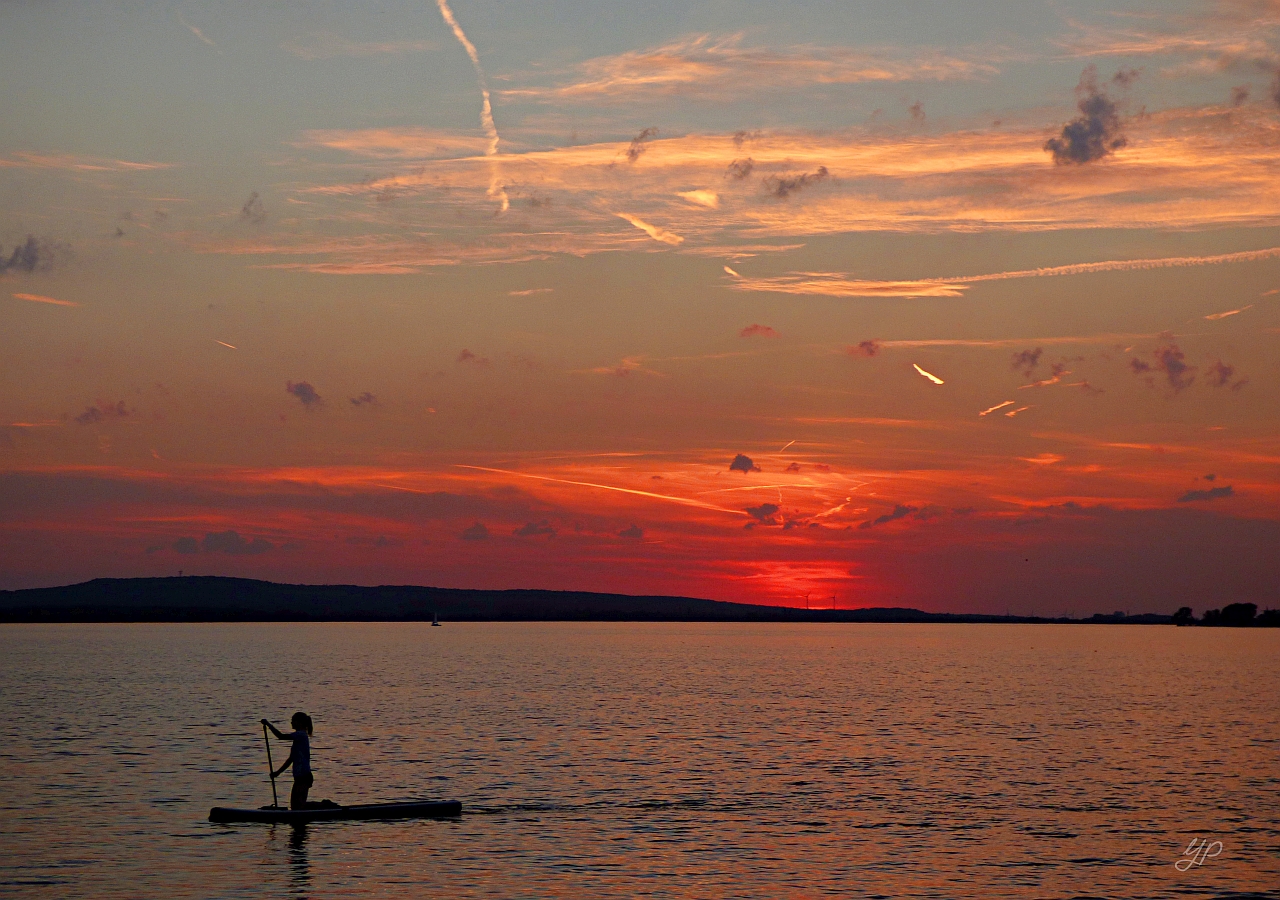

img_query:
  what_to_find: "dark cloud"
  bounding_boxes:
[1177,485,1234,502]
[240,191,266,223]
[513,520,555,538]
[812,463,831,472]
[1151,343,1195,392]
[172,536,199,554]
[859,504,918,529]
[907,100,925,122]
[1231,85,1250,106]
[745,502,780,523]
[725,158,754,180]
[349,392,377,406]
[346,534,400,549]
[1044,66,1128,164]
[457,348,491,367]
[729,453,760,474]
[1011,347,1042,376]
[848,339,881,357]
[1204,473,1216,481]
[73,400,129,425]
[626,127,658,162]
[1272,70,1280,108]
[460,522,489,541]
[286,380,322,407]
[732,130,762,148]
[785,462,802,473]
[618,524,643,539]
[1111,67,1140,88]
[1,235,56,274]
[202,530,273,555]
[763,166,829,199]
[739,323,777,338]
[1207,360,1246,390]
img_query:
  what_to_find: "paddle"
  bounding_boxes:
[262,722,279,808]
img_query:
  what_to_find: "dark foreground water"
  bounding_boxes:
[0,622,1276,899]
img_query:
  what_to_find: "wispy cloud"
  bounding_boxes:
[0,152,173,172]
[206,106,1280,273]
[979,400,1015,417]
[299,127,489,160]
[616,212,683,245]
[500,33,999,102]
[678,189,719,208]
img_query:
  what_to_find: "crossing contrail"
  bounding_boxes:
[435,0,508,212]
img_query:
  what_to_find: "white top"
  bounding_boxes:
[288,730,311,775]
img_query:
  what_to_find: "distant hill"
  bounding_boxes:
[0,576,1171,624]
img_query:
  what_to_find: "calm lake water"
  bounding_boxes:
[0,622,1276,898]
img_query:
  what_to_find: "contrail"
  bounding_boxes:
[730,246,1280,299]
[1204,304,1252,320]
[913,363,945,384]
[215,340,238,349]
[779,439,796,452]
[435,0,508,212]
[180,16,216,48]
[456,465,746,515]
[979,401,1014,416]
[12,292,78,307]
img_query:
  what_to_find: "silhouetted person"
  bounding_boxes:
[263,713,313,809]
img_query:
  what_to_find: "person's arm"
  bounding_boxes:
[272,747,295,779]
[261,719,286,739]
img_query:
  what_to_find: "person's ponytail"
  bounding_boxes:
[292,711,314,736]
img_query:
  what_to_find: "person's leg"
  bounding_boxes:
[291,773,313,809]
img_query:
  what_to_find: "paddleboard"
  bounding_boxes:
[209,800,461,824]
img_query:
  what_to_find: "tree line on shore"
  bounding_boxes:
[1172,603,1279,627]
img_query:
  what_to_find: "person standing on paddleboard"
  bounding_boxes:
[262,713,314,809]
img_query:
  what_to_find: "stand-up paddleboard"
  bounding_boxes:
[209,800,462,824]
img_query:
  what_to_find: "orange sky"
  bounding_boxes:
[2,1,1278,613]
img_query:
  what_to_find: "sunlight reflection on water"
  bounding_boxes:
[1,622,1277,898]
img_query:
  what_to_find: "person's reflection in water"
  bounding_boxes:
[287,824,310,897]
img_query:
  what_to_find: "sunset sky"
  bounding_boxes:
[2,0,1278,613]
